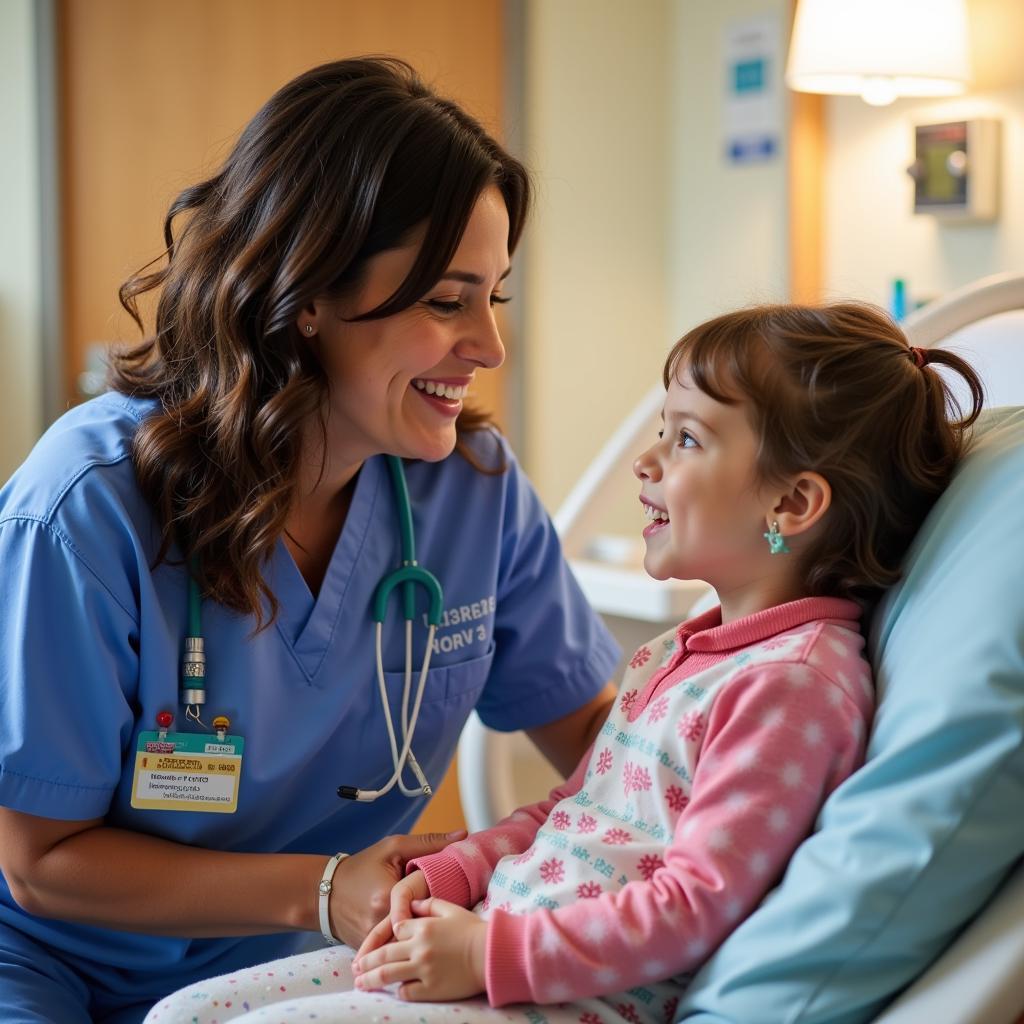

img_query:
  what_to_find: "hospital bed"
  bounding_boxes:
[457,271,1024,1024]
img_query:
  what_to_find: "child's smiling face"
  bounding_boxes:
[633,364,772,597]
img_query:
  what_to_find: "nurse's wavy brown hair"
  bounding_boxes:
[663,302,984,604]
[110,57,530,626]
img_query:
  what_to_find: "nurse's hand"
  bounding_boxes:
[329,831,465,948]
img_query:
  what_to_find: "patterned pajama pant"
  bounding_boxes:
[141,946,682,1024]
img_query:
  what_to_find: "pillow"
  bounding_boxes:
[676,406,1024,1024]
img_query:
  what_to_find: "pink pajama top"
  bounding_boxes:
[410,597,874,1007]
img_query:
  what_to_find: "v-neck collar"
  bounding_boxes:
[267,455,385,683]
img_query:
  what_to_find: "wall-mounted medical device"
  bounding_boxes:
[906,119,1000,222]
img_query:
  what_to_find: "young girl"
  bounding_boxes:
[145,302,983,1024]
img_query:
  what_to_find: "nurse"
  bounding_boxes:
[0,58,618,1023]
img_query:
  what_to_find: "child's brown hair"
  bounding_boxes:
[664,302,984,604]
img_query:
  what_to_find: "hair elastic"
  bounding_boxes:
[909,346,928,368]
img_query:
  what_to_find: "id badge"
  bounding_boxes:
[130,729,244,813]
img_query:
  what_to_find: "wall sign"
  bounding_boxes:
[724,14,784,165]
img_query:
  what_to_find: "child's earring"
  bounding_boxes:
[763,520,790,555]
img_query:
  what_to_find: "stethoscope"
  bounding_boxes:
[179,455,444,804]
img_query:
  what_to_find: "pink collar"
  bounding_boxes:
[677,596,862,654]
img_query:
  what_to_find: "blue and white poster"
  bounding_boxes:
[724,14,784,165]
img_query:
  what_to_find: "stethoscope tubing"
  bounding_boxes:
[339,456,444,802]
[358,619,437,801]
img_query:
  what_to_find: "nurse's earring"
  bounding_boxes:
[303,324,315,336]
[763,520,790,555]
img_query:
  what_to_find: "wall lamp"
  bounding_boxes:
[786,0,971,106]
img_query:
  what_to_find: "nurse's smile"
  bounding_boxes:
[411,377,472,417]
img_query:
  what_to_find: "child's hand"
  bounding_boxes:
[354,914,394,963]
[352,897,487,1002]
[353,870,429,962]
[390,868,430,928]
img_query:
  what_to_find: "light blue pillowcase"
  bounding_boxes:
[676,407,1024,1024]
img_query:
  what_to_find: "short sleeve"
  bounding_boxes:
[0,517,139,819]
[473,450,619,731]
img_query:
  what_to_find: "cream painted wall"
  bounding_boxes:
[521,0,794,522]
[825,90,1024,306]
[668,0,792,333]
[0,0,43,481]
[521,0,671,512]
[823,0,1024,307]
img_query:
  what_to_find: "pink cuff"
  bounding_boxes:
[406,852,473,909]
[484,908,533,1007]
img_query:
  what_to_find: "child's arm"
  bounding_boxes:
[354,665,870,1004]
[477,664,870,1007]
[404,743,594,910]
[354,750,594,969]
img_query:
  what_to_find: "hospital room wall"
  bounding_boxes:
[520,0,795,517]
[519,0,672,513]
[823,0,1024,308]
[0,0,44,484]
[665,1,793,337]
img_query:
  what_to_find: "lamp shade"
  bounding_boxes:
[786,0,971,105]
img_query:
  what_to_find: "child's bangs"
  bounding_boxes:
[663,319,762,407]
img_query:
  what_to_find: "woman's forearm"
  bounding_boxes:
[14,823,324,937]
[526,682,616,777]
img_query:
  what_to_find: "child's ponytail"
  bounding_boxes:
[913,344,985,434]
[890,343,985,517]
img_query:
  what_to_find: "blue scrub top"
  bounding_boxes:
[0,392,618,1000]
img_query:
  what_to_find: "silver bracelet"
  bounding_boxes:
[317,852,350,946]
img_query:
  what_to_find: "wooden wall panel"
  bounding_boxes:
[59,0,506,423]
[788,89,824,304]
[60,0,510,834]
[787,0,825,303]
